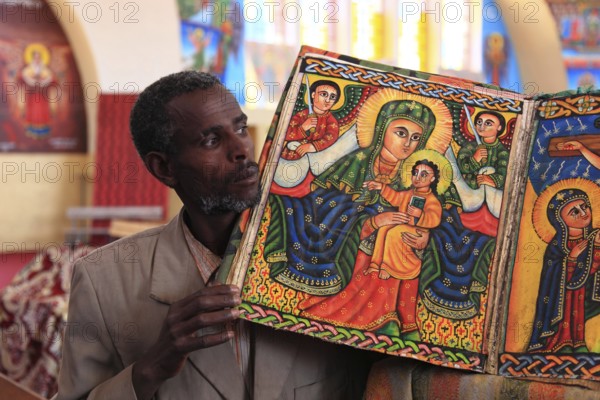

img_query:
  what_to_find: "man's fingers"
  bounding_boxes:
[171,285,241,321]
[178,292,241,320]
[179,284,239,301]
[188,330,233,353]
[176,308,241,338]
[197,284,240,296]
[175,328,234,354]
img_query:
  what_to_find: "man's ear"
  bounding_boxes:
[144,151,177,188]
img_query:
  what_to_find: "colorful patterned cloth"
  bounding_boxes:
[0,246,93,398]
[365,357,600,400]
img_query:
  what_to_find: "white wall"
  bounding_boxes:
[498,0,567,93]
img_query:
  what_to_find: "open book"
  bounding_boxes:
[218,46,600,383]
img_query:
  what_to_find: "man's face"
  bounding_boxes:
[475,113,502,139]
[165,86,260,214]
[311,85,338,114]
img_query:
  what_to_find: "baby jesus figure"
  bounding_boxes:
[362,159,443,280]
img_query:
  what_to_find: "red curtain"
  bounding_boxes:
[93,94,167,208]
[87,94,168,245]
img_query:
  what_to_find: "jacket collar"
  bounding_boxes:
[148,209,300,398]
[149,209,247,397]
[149,209,203,304]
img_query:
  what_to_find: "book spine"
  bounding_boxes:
[483,98,539,374]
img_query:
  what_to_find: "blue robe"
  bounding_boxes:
[419,207,496,320]
[528,230,600,352]
[264,187,387,295]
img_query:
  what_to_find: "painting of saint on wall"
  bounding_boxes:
[224,48,524,371]
[0,0,86,152]
[178,0,244,102]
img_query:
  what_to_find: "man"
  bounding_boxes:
[272,80,341,196]
[55,71,370,399]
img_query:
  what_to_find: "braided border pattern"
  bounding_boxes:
[303,58,523,113]
[240,302,485,372]
[499,353,600,380]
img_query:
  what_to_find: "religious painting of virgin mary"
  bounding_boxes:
[529,179,600,353]
[224,48,524,372]
[499,93,600,381]
[0,0,86,152]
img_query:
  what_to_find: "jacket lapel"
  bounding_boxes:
[253,324,300,399]
[148,210,246,397]
[149,211,202,304]
[187,343,247,399]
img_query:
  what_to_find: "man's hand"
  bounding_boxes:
[557,140,583,151]
[132,285,241,400]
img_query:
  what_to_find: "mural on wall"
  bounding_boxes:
[549,0,600,90]
[244,42,297,109]
[481,0,522,92]
[0,0,86,152]
[178,0,244,102]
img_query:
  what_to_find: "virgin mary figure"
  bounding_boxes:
[529,179,600,353]
[263,89,452,295]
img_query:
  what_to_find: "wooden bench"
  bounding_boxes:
[65,206,164,244]
[0,373,45,400]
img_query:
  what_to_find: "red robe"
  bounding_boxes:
[272,109,339,197]
[541,239,600,352]
[280,109,339,161]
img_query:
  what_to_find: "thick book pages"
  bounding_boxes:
[493,93,600,382]
[217,46,600,382]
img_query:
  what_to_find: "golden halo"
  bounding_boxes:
[302,74,346,113]
[400,149,453,195]
[24,43,50,65]
[532,178,600,243]
[356,89,452,154]
[464,107,513,141]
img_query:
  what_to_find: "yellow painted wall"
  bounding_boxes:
[1,1,181,249]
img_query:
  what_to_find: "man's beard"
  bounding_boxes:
[193,187,262,215]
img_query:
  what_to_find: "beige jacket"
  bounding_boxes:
[55,211,368,399]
